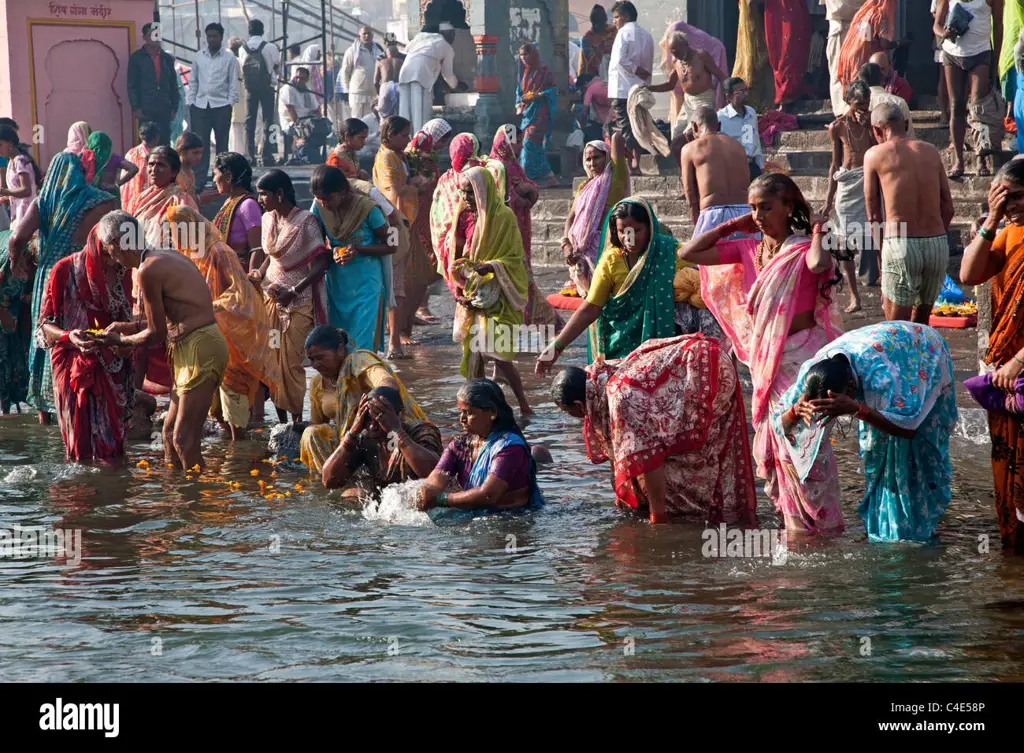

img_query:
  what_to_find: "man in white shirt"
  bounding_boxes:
[341,27,380,120]
[607,1,653,173]
[239,19,281,166]
[279,67,320,163]
[717,77,765,181]
[860,62,916,139]
[187,23,239,191]
[398,23,460,133]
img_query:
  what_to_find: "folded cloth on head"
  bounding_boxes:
[626,84,670,157]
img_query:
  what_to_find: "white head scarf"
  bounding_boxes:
[583,140,611,178]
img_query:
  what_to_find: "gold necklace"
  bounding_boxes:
[755,238,781,272]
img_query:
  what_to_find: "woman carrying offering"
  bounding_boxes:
[679,172,845,536]
[516,44,560,187]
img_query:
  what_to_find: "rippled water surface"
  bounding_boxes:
[2,298,1024,682]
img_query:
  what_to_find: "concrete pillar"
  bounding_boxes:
[976,281,991,375]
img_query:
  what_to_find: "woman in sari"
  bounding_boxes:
[680,173,844,535]
[418,378,544,514]
[578,4,617,90]
[251,169,330,422]
[37,224,135,461]
[489,124,560,330]
[960,160,1024,550]
[210,151,263,271]
[326,118,370,180]
[446,167,533,415]
[311,164,393,354]
[836,0,898,90]
[65,121,91,159]
[0,230,33,413]
[429,133,494,293]
[560,133,629,297]
[86,131,138,197]
[120,121,159,213]
[11,151,115,423]
[404,118,453,331]
[373,116,421,358]
[553,334,757,525]
[734,0,776,111]
[516,44,559,187]
[763,0,813,107]
[126,146,198,249]
[536,197,680,374]
[774,321,957,543]
[167,205,282,440]
[299,324,428,476]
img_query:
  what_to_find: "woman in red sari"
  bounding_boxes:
[488,124,560,329]
[38,221,135,462]
[516,44,559,187]
[763,0,813,107]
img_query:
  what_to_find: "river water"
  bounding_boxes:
[1,296,1023,682]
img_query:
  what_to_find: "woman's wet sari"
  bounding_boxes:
[773,322,957,542]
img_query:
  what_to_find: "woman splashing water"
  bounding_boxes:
[774,321,958,543]
[418,378,543,515]
[680,173,846,536]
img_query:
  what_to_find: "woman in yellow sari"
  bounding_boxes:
[446,166,532,415]
[166,205,282,439]
[734,0,775,111]
[299,324,427,474]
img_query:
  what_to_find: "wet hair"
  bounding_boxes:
[175,131,204,152]
[608,201,652,249]
[724,77,747,96]
[139,121,161,143]
[205,22,224,36]
[458,378,521,436]
[310,164,349,196]
[611,1,637,22]
[551,367,586,408]
[381,115,411,145]
[590,4,608,28]
[248,19,265,36]
[256,169,297,206]
[997,157,1024,186]
[150,145,181,176]
[213,151,253,191]
[803,354,853,401]
[844,79,870,103]
[368,386,403,414]
[288,43,302,57]
[304,324,350,351]
[693,105,719,131]
[858,62,883,88]
[340,117,369,141]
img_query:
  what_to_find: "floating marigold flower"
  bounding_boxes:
[191,464,202,472]
[250,469,259,477]
[270,472,277,478]
[136,460,150,469]
[294,483,303,491]
[285,491,292,497]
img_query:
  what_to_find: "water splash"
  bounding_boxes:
[361,479,431,526]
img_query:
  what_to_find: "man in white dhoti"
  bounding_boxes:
[341,26,379,120]
[822,0,865,117]
[398,23,460,133]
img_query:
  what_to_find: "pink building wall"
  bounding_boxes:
[0,0,154,170]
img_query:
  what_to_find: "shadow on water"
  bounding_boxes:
[2,292,1024,681]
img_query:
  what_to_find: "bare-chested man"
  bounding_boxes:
[375,39,403,118]
[823,80,877,313]
[91,210,228,470]
[864,102,954,323]
[679,106,752,238]
[647,31,726,159]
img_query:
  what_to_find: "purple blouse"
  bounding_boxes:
[228,197,262,244]
[436,436,530,491]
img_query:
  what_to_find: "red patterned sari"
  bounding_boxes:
[583,334,757,523]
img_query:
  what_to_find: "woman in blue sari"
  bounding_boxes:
[516,44,559,187]
[773,321,958,543]
[310,165,394,352]
[9,151,115,422]
[418,378,544,515]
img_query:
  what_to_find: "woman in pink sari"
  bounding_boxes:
[763,0,813,107]
[680,173,846,535]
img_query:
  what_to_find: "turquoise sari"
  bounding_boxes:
[771,322,958,543]
[29,152,113,414]
[0,230,30,412]
[589,197,677,363]
[313,202,388,353]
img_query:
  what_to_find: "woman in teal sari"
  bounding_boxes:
[309,164,394,352]
[773,321,958,543]
[0,229,32,413]
[516,44,559,187]
[536,197,679,373]
[9,151,115,422]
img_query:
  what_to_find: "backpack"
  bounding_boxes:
[241,41,272,91]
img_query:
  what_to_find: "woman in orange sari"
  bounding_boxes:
[167,204,282,440]
[961,160,1024,551]
[120,121,159,212]
[836,0,898,88]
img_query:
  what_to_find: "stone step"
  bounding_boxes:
[776,124,1015,153]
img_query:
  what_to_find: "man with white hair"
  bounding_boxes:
[864,101,953,323]
[341,26,379,120]
[398,23,460,132]
[89,211,227,470]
